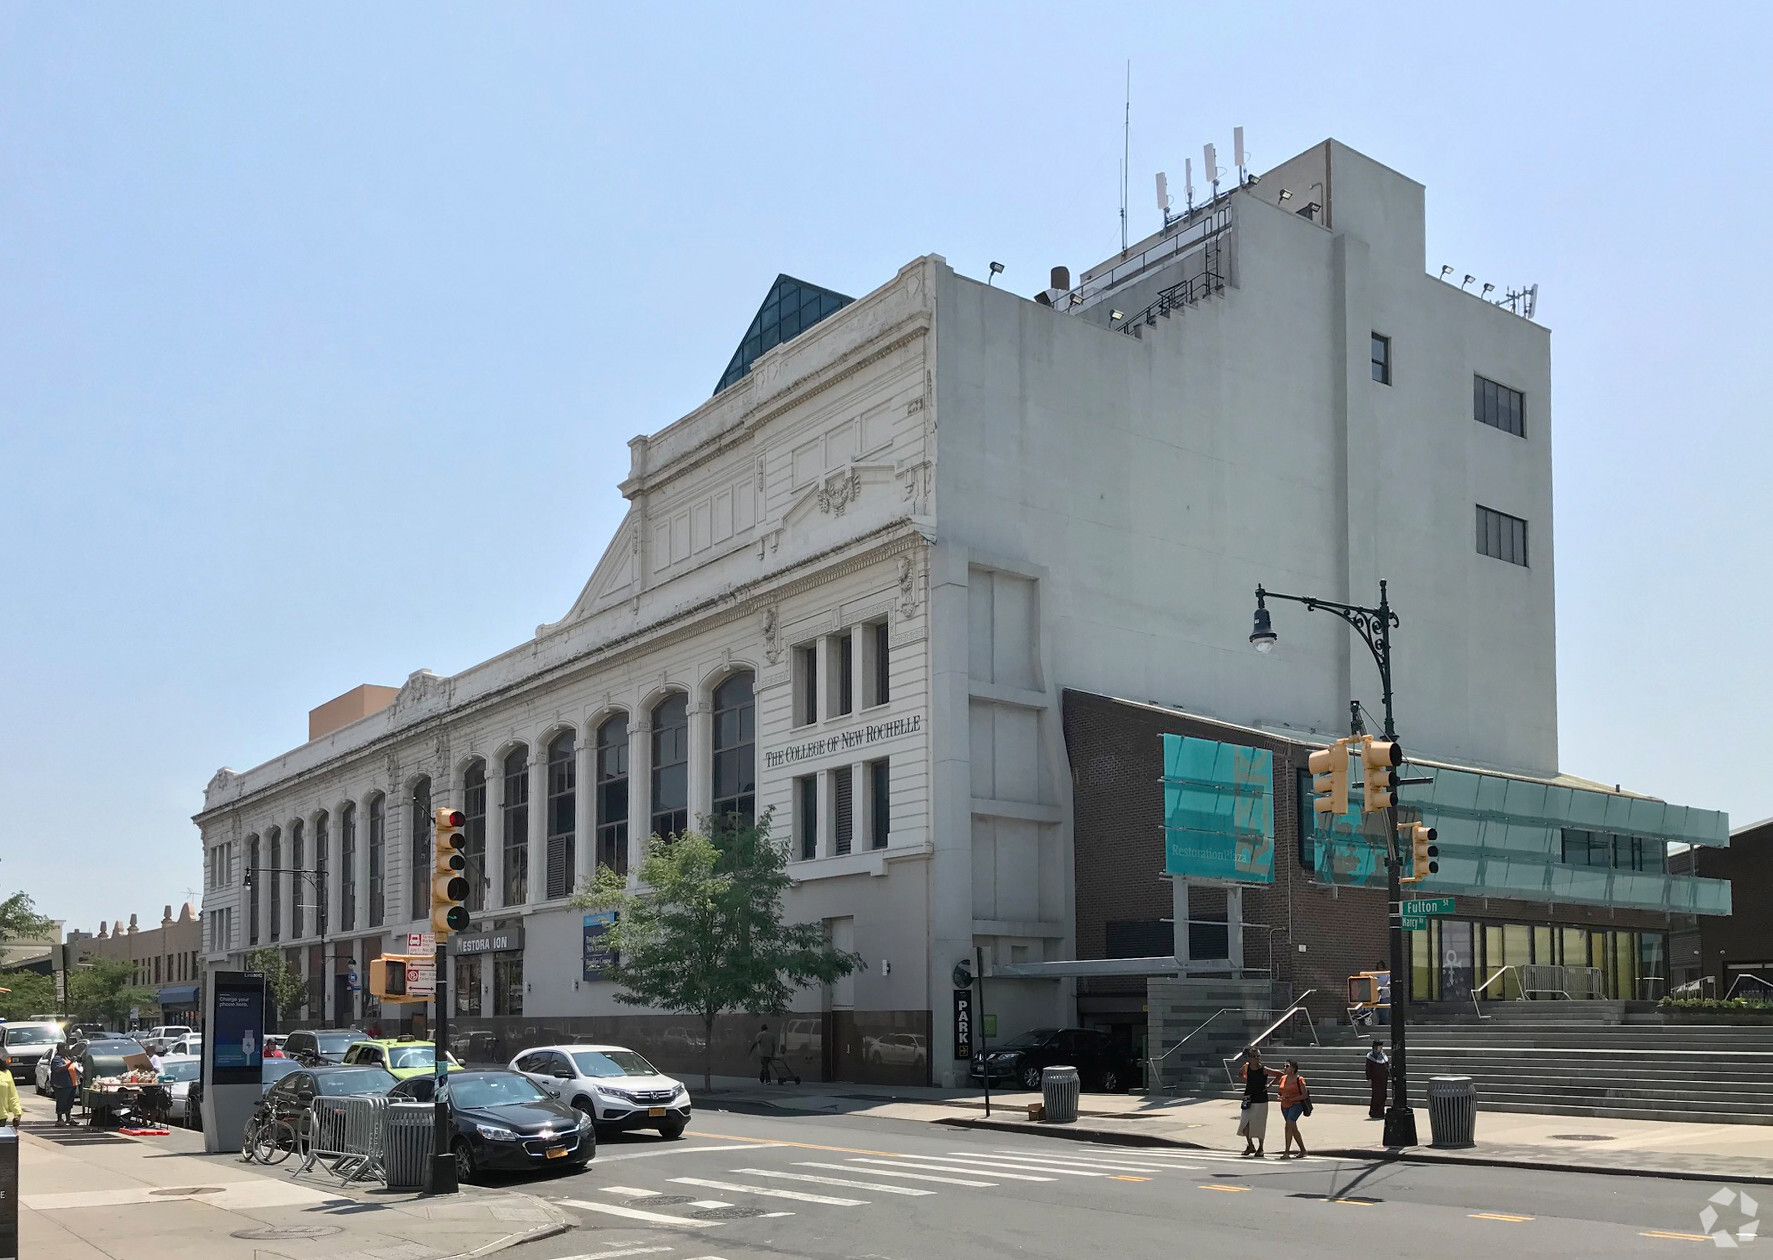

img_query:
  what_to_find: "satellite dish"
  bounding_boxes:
[1156,172,1171,215]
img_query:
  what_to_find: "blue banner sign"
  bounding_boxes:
[1162,735,1275,883]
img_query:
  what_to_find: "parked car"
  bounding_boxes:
[257,1065,400,1136]
[392,1070,594,1181]
[341,1038,463,1080]
[1,1020,66,1084]
[969,1027,1136,1092]
[166,1035,203,1057]
[184,1056,304,1131]
[284,1028,367,1066]
[138,1025,194,1055]
[862,1032,928,1068]
[509,1044,690,1138]
[155,1054,201,1122]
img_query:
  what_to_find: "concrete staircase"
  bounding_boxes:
[1269,1005,1773,1124]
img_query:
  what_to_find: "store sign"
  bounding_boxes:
[582,911,618,981]
[764,712,924,770]
[449,928,525,956]
[953,988,975,1060]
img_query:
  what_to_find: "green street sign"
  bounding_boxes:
[1399,914,1428,930]
[983,1014,997,1037]
[1401,897,1455,915]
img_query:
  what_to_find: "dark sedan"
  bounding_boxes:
[391,1070,594,1181]
[969,1027,1136,1092]
[259,1065,400,1135]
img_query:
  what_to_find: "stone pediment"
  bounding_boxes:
[779,461,899,531]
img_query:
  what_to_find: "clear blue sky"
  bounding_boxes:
[3,4,1768,929]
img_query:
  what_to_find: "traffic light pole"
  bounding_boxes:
[1253,581,1417,1148]
[429,939,456,1193]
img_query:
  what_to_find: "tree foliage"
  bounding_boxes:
[0,970,56,1021]
[246,947,309,1024]
[68,957,155,1029]
[573,813,861,1089]
[0,892,57,944]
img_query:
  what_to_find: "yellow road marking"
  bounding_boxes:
[1199,1184,1250,1192]
[1109,1175,1150,1182]
[1640,1231,1710,1243]
[1470,1213,1533,1222]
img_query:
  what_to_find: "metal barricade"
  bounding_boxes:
[382,1102,434,1189]
[1041,1065,1080,1124]
[300,1094,389,1184]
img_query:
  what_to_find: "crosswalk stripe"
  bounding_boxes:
[559,1198,720,1227]
[669,1177,869,1207]
[731,1168,935,1196]
[847,1157,1055,1182]
[597,1186,661,1197]
[797,1160,996,1187]
[983,1149,1180,1172]
[924,1154,1110,1177]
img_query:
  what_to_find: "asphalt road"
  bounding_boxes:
[493,1105,1748,1259]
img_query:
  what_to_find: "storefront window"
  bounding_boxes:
[455,957,482,1017]
[493,955,523,1016]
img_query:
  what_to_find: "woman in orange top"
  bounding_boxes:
[1276,1058,1309,1158]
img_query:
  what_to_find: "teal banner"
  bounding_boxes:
[1162,735,1275,883]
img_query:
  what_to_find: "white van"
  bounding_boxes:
[1,1020,66,1083]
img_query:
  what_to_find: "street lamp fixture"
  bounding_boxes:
[1249,599,1277,653]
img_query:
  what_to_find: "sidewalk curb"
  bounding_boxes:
[444,1189,576,1258]
[934,1116,1773,1185]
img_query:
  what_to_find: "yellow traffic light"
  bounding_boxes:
[1360,738,1402,814]
[1399,822,1439,883]
[432,806,471,936]
[1307,739,1350,818]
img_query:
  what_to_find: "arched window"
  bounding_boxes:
[247,834,261,944]
[268,827,282,941]
[339,803,358,931]
[546,731,577,899]
[291,819,305,938]
[596,715,629,875]
[409,777,432,923]
[463,761,487,912]
[711,672,756,829]
[314,812,330,934]
[651,694,689,839]
[502,748,530,905]
[367,793,386,928]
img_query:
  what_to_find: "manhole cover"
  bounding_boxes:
[1549,1134,1615,1142]
[151,1187,226,1196]
[693,1206,767,1220]
[230,1226,344,1241]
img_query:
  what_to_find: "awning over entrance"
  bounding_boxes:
[157,984,200,1007]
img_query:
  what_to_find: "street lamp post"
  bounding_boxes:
[1249,579,1419,1148]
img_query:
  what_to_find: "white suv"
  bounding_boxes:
[509,1044,691,1138]
[140,1026,194,1054]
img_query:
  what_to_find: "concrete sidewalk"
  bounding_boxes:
[15,1092,571,1259]
[695,1075,1773,1183]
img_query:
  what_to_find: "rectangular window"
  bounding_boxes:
[1474,374,1525,437]
[1476,505,1528,566]
[409,781,431,925]
[503,758,529,906]
[794,643,819,727]
[872,621,890,706]
[455,957,482,1017]
[868,758,890,849]
[463,769,487,911]
[837,631,854,716]
[796,775,818,861]
[834,767,853,856]
[1371,332,1391,384]
[1295,766,1317,871]
[493,955,523,1017]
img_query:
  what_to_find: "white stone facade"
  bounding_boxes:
[198,139,1557,1085]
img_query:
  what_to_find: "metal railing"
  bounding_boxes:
[300,1094,388,1185]
[1118,265,1227,336]
[1470,964,1608,1015]
[1144,990,1319,1090]
[1726,974,1773,1002]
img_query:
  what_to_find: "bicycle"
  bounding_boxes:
[240,1110,300,1164]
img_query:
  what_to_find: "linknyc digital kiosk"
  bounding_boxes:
[201,970,266,1153]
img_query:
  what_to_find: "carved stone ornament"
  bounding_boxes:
[761,605,782,664]
[817,467,862,516]
[394,668,448,718]
[897,554,920,616]
[206,767,241,798]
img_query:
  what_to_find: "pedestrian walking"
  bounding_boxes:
[0,1064,22,1128]
[50,1043,80,1125]
[747,1022,800,1085]
[1236,1045,1278,1157]
[1277,1059,1311,1158]
[1364,1039,1390,1119]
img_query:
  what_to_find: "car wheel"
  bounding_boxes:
[452,1139,477,1183]
[658,1120,685,1140]
[1099,1068,1121,1093]
[1020,1065,1043,1091]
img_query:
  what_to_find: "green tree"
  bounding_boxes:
[0,892,57,943]
[246,947,308,1026]
[68,957,155,1030]
[574,814,861,1090]
[0,970,56,1021]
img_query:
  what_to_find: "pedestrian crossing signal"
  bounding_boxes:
[432,807,471,936]
[1400,822,1439,883]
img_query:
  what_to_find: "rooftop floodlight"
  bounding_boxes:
[1246,172,1260,187]
[1439,265,1453,280]
[988,261,1005,286]
[1109,309,1125,322]
[1462,274,1476,291]
[1249,591,1277,654]
[1277,188,1293,203]
[1481,282,1495,297]
[1068,292,1083,308]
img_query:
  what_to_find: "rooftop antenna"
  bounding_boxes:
[1204,142,1220,202]
[1525,283,1539,319]
[1156,171,1173,228]
[1234,126,1247,184]
[1119,61,1131,252]
[1184,157,1196,216]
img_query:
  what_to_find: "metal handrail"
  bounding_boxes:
[1118,267,1227,336]
[1144,990,1319,1089]
[1726,974,1773,1001]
